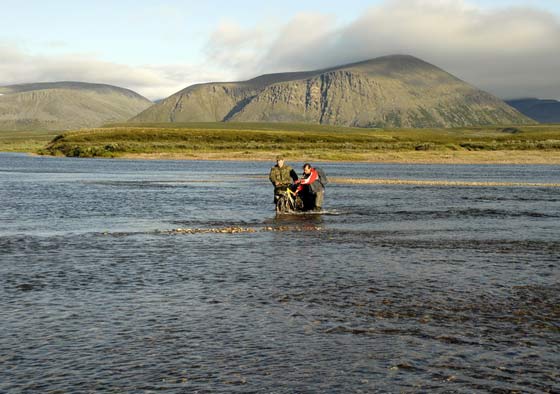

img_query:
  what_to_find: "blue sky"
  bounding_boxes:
[5,0,376,64]
[2,0,559,99]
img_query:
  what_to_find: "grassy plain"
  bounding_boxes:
[6,122,560,164]
[0,130,59,152]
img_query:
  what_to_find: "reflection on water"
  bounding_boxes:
[0,153,559,393]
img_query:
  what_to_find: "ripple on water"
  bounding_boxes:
[1,155,559,393]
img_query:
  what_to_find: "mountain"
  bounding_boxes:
[131,55,534,128]
[0,82,152,131]
[506,98,560,123]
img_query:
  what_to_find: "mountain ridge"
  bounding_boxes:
[0,82,152,131]
[131,55,534,128]
[0,81,147,99]
[506,98,560,123]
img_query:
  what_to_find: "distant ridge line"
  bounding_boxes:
[131,54,534,128]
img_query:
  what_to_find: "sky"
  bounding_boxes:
[1,0,559,100]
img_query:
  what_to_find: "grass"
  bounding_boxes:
[19,122,560,163]
[0,130,59,152]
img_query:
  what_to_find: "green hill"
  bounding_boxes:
[0,82,152,131]
[131,55,534,128]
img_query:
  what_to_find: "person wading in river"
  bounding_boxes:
[294,163,328,211]
[269,155,298,204]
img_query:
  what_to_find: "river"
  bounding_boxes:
[1,152,558,393]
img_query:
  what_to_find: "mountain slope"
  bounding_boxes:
[506,98,560,123]
[131,55,534,128]
[0,82,152,130]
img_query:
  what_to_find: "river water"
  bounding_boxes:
[1,152,558,393]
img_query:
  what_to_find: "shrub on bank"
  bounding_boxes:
[41,123,560,158]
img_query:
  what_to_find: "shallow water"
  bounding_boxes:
[1,152,559,393]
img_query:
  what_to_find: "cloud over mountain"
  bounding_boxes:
[205,0,560,99]
[1,0,559,100]
[0,43,229,100]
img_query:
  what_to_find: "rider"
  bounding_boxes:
[295,163,325,211]
[269,155,298,203]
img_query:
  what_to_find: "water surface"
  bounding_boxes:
[1,153,559,393]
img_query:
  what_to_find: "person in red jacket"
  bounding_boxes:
[294,163,324,211]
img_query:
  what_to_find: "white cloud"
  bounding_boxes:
[204,0,560,99]
[0,43,231,100]
[204,20,272,75]
[1,0,559,100]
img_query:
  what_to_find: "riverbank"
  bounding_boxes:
[117,150,560,164]
[0,130,58,152]
[4,122,560,164]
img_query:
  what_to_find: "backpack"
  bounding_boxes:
[315,167,329,187]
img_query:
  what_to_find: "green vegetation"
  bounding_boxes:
[0,130,59,152]
[38,122,560,162]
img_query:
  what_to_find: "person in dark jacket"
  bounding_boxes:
[295,163,326,211]
[269,155,298,203]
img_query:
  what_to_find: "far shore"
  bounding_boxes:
[115,150,560,165]
[6,149,560,165]
[4,122,560,165]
